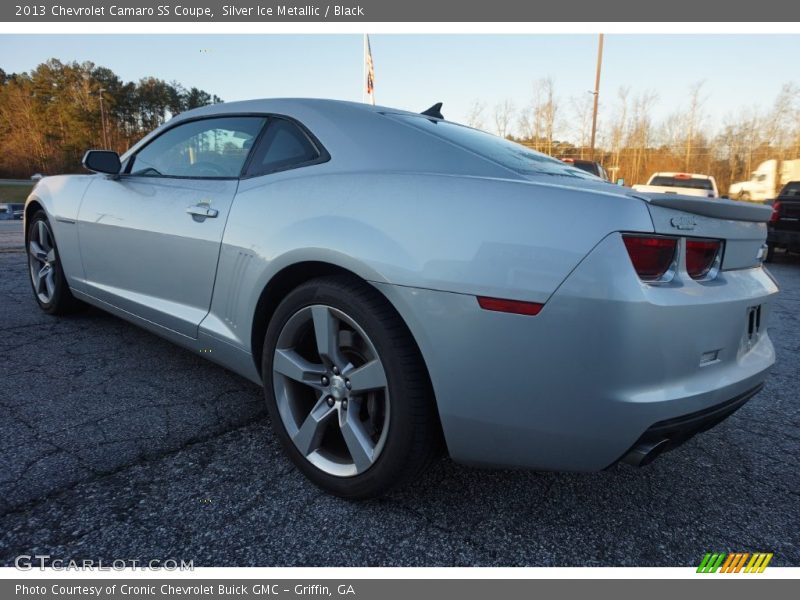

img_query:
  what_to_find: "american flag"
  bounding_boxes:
[365,34,375,105]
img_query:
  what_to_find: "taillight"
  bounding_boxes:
[686,239,722,280]
[770,201,781,223]
[622,235,678,282]
[477,296,543,316]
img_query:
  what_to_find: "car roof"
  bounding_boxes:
[121,98,627,196]
[124,98,436,163]
[174,97,418,122]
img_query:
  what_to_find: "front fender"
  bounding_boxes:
[24,175,95,290]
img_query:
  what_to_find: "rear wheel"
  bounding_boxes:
[262,276,440,498]
[26,210,83,315]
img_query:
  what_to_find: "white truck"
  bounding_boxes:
[728,158,800,203]
[632,172,719,198]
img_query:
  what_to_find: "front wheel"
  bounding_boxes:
[262,276,441,498]
[26,210,83,315]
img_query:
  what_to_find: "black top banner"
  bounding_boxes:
[3,0,799,22]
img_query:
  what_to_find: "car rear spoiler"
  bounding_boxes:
[632,193,773,223]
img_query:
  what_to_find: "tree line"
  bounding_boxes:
[3,60,799,193]
[0,59,222,178]
[468,79,800,193]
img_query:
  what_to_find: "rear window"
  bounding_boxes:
[244,118,322,177]
[649,176,713,191]
[779,182,800,197]
[390,114,597,180]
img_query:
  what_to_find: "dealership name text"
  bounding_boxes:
[16,584,357,596]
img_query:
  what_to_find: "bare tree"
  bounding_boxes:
[569,93,594,158]
[682,81,707,172]
[516,105,538,144]
[517,77,559,153]
[532,78,559,156]
[493,99,515,138]
[764,83,800,162]
[607,87,629,180]
[465,99,487,131]
[626,91,658,185]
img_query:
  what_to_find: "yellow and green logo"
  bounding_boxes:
[697,552,773,573]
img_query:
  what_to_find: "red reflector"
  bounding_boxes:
[622,235,677,281]
[477,296,543,316]
[770,201,781,223]
[686,239,722,279]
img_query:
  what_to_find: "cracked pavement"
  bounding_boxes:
[0,219,798,566]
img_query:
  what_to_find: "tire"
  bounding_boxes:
[26,210,83,315]
[765,243,776,263]
[262,275,441,499]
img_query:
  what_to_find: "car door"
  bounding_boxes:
[77,115,266,339]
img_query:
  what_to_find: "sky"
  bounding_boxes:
[1,34,799,142]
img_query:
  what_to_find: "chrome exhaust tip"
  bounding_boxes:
[621,439,670,467]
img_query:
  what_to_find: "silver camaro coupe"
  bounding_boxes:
[25,98,777,498]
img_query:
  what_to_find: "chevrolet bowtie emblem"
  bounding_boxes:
[670,216,697,230]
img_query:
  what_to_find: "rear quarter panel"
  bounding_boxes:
[204,169,655,352]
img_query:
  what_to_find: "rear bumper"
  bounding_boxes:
[374,233,778,471]
[617,383,763,467]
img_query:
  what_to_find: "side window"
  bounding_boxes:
[244,118,322,177]
[129,116,265,178]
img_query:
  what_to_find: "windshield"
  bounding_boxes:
[649,176,713,191]
[390,114,598,180]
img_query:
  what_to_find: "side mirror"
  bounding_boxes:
[616,178,625,186]
[82,150,121,175]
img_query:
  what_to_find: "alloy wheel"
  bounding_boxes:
[272,304,390,477]
[28,219,57,304]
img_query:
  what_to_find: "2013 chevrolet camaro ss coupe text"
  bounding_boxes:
[25,98,778,498]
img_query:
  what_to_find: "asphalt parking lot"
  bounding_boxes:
[0,218,798,566]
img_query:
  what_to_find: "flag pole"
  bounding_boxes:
[362,34,367,103]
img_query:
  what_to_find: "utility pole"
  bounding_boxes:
[589,33,604,161]
[98,87,109,148]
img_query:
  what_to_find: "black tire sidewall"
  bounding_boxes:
[27,211,72,314]
[262,278,424,498]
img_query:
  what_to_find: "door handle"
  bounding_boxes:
[186,205,219,219]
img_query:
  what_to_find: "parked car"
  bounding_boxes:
[765,181,800,261]
[632,172,720,198]
[30,173,44,181]
[729,159,800,203]
[0,202,24,220]
[24,98,777,498]
[560,158,610,180]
